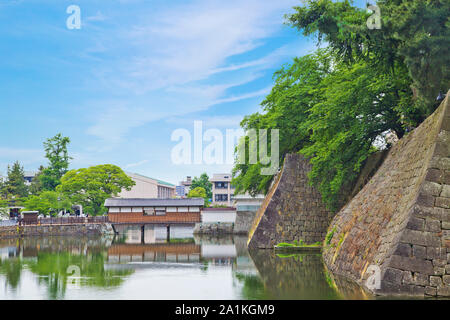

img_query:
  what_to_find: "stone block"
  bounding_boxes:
[421,181,442,197]
[394,243,412,257]
[411,205,443,221]
[430,276,442,287]
[425,169,443,183]
[433,259,447,267]
[402,271,413,285]
[425,286,437,296]
[400,229,441,247]
[434,266,445,276]
[389,255,434,275]
[406,217,424,231]
[427,247,441,260]
[437,286,450,296]
[436,197,450,209]
[425,219,441,232]
[413,273,428,286]
[443,275,450,285]
[413,245,427,259]
[441,185,450,198]
[383,267,403,285]
[416,193,435,207]
[430,157,450,171]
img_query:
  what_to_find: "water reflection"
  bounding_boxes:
[0,226,370,299]
[0,237,133,299]
[245,250,369,299]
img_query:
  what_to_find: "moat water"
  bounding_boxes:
[0,225,370,300]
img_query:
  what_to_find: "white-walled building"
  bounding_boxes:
[201,207,236,223]
[233,194,265,212]
[210,173,235,206]
[119,172,175,199]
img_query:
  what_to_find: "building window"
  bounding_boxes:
[120,207,131,213]
[215,194,228,202]
[155,209,166,216]
[109,207,120,213]
[215,182,228,189]
[144,208,155,216]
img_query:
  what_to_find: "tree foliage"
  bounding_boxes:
[190,173,212,199]
[233,48,417,209]
[29,165,45,195]
[187,186,207,199]
[232,0,448,209]
[57,164,135,216]
[23,191,72,216]
[40,133,72,191]
[5,161,28,198]
[233,51,330,196]
[286,0,449,117]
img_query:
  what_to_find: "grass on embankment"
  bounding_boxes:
[274,240,322,252]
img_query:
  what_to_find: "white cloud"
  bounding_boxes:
[125,159,149,169]
[166,115,245,129]
[0,147,44,171]
[83,0,302,146]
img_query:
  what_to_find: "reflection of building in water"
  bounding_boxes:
[0,246,18,259]
[116,225,195,244]
[107,243,201,263]
[107,235,255,268]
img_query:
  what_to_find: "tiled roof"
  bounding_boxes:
[104,198,204,207]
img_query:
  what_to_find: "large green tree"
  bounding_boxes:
[232,50,331,196]
[40,133,72,191]
[23,191,72,216]
[286,0,449,121]
[190,173,212,200]
[232,48,412,209]
[29,165,45,195]
[187,187,207,199]
[233,0,449,209]
[5,161,28,198]
[57,164,135,216]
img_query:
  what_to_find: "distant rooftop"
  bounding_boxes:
[210,173,232,182]
[104,198,204,207]
[126,172,175,187]
[24,171,37,177]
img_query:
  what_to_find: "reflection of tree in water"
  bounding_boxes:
[0,237,134,299]
[0,258,23,289]
[243,250,342,300]
[234,273,266,300]
[28,251,134,299]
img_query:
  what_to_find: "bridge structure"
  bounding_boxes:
[104,197,204,239]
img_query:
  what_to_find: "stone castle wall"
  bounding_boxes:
[234,210,258,234]
[0,223,108,239]
[248,153,335,249]
[323,91,450,297]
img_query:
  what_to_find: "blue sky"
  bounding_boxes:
[0,0,366,185]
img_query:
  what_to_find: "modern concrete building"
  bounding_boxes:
[119,172,175,199]
[210,173,235,206]
[175,185,187,197]
[233,194,265,212]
